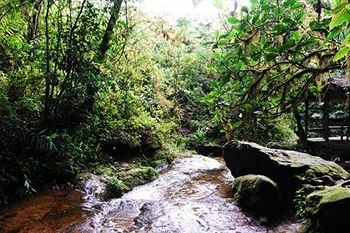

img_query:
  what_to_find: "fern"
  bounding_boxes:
[31,133,58,153]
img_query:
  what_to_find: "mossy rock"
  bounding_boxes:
[117,166,158,188]
[232,175,283,216]
[306,186,350,232]
[104,179,129,199]
[94,165,116,176]
[224,141,349,200]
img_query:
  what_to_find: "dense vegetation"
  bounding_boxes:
[0,0,349,203]
[0,0,217,201]
[206,0,348,144]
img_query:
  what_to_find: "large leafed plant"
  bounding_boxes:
[206,0,342,142]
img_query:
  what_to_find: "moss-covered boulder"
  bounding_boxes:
[232,175,283,216]
[116,166,158,188]
[104,178,129,199]
[224,141,349,199]
[306,186,350,232]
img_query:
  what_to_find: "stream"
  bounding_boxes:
[0,153,301,233]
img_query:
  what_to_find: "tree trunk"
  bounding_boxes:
[43,0,51,124]
[27,0,44,42]
[293,107,307,147]
[98,0,123,60]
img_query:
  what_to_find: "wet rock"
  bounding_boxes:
[78,174,130,201]
[306,186,350,233]
[78,174,108,201]
[104,179,129,199]
[232,175,283,217]
[223,141,350,199]
[78,166,158,201]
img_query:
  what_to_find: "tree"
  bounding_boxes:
[329,0,350,62]
[26,0,44,42]
[98,0,124,60]
[206,0,341,142]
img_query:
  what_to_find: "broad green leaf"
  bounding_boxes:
[330,4,350,29]
[252,14,260,26]
[332,2,348,14]
[309,86,318,94]
[228,17,240,24]
[244,103,253,111]
[324,27,342,44]
[341,33,350,47]
[291,30,301,41]
[334,46,350,61]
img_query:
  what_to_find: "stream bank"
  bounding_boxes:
[0,152,301,233]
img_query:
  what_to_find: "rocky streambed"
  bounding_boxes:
[0,152,301,233]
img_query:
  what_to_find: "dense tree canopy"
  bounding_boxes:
[205,0,348,142]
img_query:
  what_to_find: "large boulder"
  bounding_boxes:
[232,175,283,216]
[306,186,350,232]
[223,141,350,198]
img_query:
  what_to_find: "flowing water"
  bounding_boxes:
[0,153,301,233]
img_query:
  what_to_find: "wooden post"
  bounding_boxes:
[341,124,344,141]
[324,93,329,142]
[305,95,309,139]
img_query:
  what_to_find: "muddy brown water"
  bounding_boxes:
[0,153,301,233]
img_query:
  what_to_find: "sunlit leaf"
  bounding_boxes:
[334,47,350,61]
[228,17,240,24]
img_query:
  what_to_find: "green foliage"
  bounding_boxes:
[294,188,308,218]
[329,1,350,61]
[105,178,129,198]
[0,0,214,201]
[206,0,340,143]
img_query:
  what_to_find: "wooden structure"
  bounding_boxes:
[305,78,350,143]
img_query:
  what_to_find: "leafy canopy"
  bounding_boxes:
[206,0,341,141]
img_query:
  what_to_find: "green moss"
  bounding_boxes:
[116,166,158,187]
[306,186,350,215]
[231,174,282,216]
[305,186,350,232]
[143,166,158,178]
[232,174,277,195]
[105,178,130,198]
[94,165,116,176]
[153,159,167,167]
[309,186,350,204]
[306,164,349,180]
